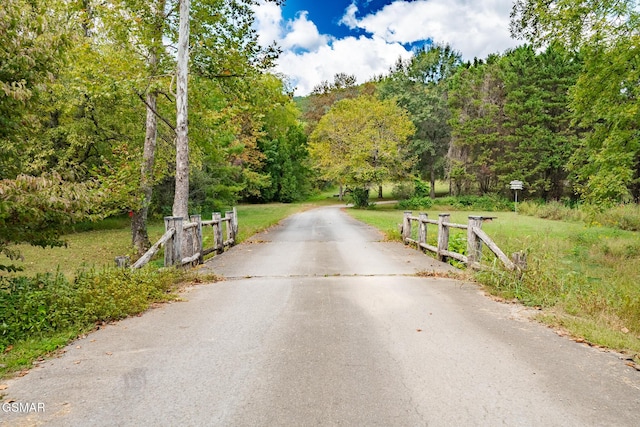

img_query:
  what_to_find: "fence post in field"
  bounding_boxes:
[402,211,412,243]
[467,216,484,265]
[190,214,203,264]
[213,212,223,253]
[164,216,183,267]
[437,213,450,262]
[418,213,427,250]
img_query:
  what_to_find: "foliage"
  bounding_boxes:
[397,197,433,210]
[511,0,640,204]
[302,73,375,136]
[391,182,415,200]
[447,46,580,199]
[349,188,372,209]
[378,44,462,197]
[0,0,70,179]
[447,55,505,195]
[435,195,513,211]
[309,95,415,206]
[0,267,182,352]
[0,174,105,271]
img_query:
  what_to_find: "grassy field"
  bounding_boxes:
[347,204,640,360]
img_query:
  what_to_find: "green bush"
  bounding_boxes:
[391,182,414,200]
[0,267,182,351]
[397,197,434,210]
[349,187,371,208]
[436,195,513,211]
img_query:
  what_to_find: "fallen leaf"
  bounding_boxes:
[0,384,8,390]
[3,345,13,353]
[621,327,629,334]
[416,329,422,332]
[74,361,81,365]
[76,346,81,349]
[105,352,113,356]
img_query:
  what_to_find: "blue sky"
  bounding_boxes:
[253,0,519,96]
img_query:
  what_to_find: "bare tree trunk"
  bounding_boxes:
[131,0,165,256]
[378,184,383,199]
[430,166,436,199]
[173,0,190,219]
[131,90,157,254]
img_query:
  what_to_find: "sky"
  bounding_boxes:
[252,0,521,96]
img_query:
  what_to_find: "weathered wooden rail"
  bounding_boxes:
[401,212,521,271]
[129,208,238,269]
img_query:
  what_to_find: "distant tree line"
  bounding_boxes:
[301,1,638,207]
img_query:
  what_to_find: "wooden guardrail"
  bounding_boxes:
[401,212,522,271]
[128,208,238,269]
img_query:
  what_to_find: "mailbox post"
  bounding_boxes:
[510,180,523,213]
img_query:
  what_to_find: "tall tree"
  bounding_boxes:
[499,44,581,199]
[447,56,506,195]
[173,0,191,219]
[511,0,640,204]
[309,95,414,205]
[379,44,462,198]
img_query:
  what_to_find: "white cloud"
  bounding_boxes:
[347,0,516,60]
[253,0,518,96]
[252,2,284,47]
[278,35,411,95]
[281,11,331,52]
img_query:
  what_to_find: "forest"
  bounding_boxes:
[1,0,639,269]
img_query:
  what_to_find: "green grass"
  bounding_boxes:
[346,204,640,359]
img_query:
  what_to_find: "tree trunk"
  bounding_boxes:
[339,183,343,201]
[131,90,157,255]
[378,184,383,199]
[173,0,190,219]
[131,0,165,256]
[430,165,436,199]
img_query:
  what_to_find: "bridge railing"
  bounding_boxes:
[401,212,523,271]
[128,208,238,269]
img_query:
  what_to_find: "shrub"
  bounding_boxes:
[349,187,371,208]
[0,267,183,351]
[435,195,513,211]
[397,197,433,210]
[391,182,414,200]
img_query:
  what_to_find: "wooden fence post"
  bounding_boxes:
[190,214,203,264]
[115,256,130,268]
[437,213,450,262]
[213,212,224,253]
[467,216,484,266]
[402,211,412,243]
[418,213,427,250]
[225,210,234,243]
[231,207,238,244]
[164,216,183,267]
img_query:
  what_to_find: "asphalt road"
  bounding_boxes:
[2,206,639,426]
